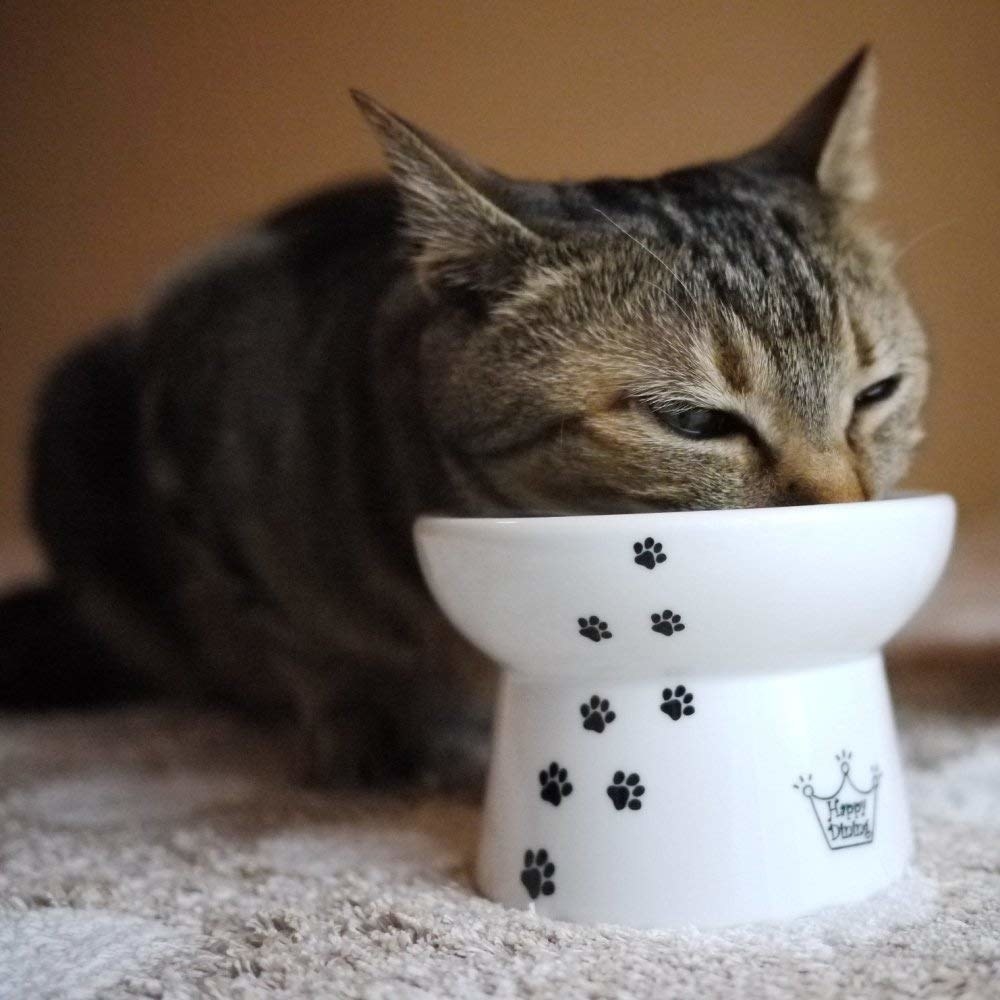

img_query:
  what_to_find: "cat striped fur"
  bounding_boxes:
[10,49,927,783]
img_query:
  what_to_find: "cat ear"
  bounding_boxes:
[738,47,877,202]
[352,91,543,299]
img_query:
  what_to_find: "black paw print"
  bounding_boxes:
[607,771,645,811]
[580,695,616,733]
[578,615,612,642]
[661,685,695,720]
[650,609,685,636]
[633,537,667,569]
[538,761,573,806]
[520,849,556,899]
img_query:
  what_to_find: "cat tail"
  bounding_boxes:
[0,584,146,708]
[0,324,163,709]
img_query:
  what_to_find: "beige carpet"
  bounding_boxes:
[1,523,998,999]
[0,693,998,1000]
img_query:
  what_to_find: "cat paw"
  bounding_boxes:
[296,707,416,788]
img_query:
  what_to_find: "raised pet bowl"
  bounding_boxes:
[414,493,955,929]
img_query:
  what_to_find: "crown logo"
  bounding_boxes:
[793,751,880,851]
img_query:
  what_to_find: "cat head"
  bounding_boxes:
[355,49,928,514]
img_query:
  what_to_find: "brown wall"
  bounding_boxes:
[2,1,998,543]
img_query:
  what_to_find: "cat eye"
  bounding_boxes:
[654,406,749,441]
[854,375,902,410]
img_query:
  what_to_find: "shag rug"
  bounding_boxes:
[1,528,998,998]
[1,685,999,1000]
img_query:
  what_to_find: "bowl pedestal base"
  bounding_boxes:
[477,655,912,929]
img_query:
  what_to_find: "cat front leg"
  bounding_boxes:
[291,641,494,790]
[288,659,425,788]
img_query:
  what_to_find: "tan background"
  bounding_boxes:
[2,1,998,544]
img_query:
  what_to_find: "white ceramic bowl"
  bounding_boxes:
[414,492,956,929]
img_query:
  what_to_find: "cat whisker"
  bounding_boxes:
[887,218,960,270]
[640,280,698,329]
[591,207,700,327]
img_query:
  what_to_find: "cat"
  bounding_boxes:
[4,48,928,784]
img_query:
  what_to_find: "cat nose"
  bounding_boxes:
[774,447,869,505]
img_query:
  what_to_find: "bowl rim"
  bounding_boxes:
[415,490,956,537]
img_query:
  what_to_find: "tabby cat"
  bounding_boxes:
[6,49,928,784]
